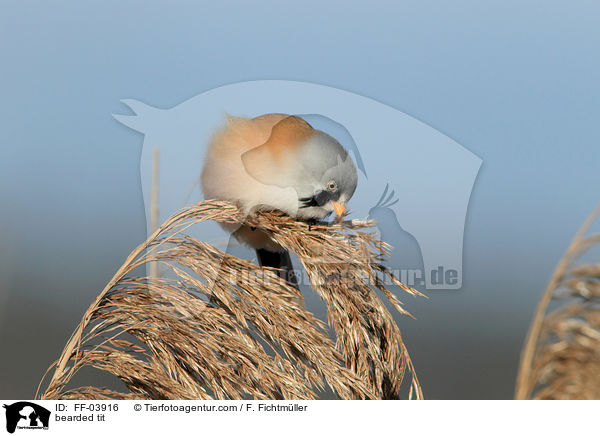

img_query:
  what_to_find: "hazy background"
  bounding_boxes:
[1,0,599,399]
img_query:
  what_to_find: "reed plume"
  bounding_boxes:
[516,204,600,399]
[38,200,423,400]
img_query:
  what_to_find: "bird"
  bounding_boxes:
[201,113,358,286]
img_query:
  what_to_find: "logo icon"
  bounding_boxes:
[114,80,481,290]
[3,402,50,434]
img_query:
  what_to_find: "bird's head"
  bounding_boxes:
[294,131,358,220]
[242,115,358,221]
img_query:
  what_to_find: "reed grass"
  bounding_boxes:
[37,200,423,400]
[515,204,600,399]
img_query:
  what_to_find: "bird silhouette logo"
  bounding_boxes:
[113,80,481,290]
[369,184,424,286]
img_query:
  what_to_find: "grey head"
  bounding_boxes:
[293,131,358,220]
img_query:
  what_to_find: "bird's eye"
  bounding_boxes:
[327,180,338,192]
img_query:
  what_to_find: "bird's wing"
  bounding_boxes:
[241,116,315,187]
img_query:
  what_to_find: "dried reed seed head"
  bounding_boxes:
[516,204,600,399]
[39,200,423,400]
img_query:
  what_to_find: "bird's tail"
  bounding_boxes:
[255,248,299,289]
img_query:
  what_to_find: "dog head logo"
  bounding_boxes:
[114,80,481,290]
[3,402,50,433]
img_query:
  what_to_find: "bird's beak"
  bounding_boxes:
[332,201,346,217]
